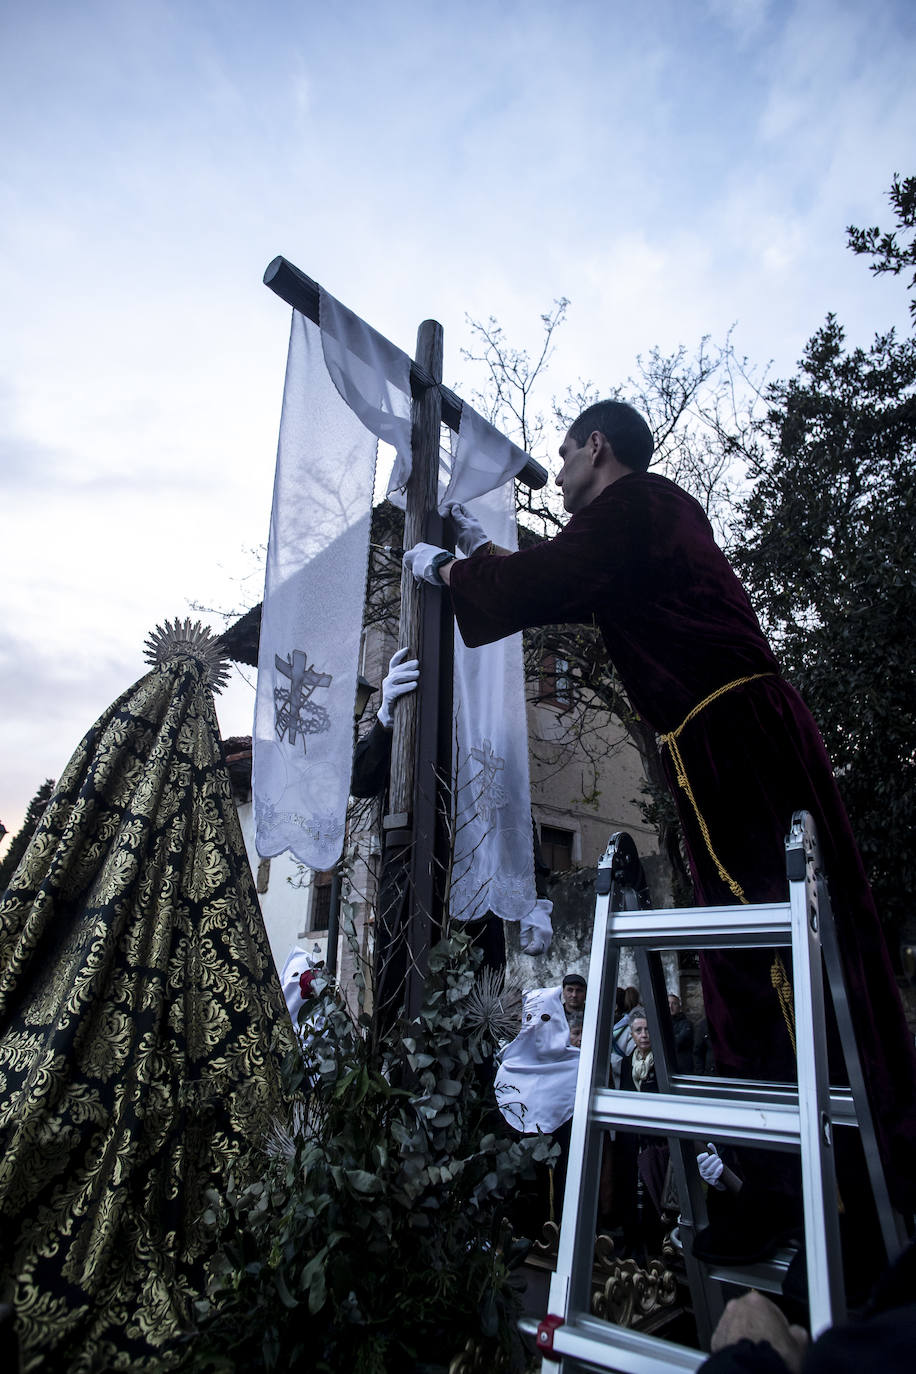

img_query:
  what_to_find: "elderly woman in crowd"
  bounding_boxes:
[611,1006,673,1259]
[620,1006,656,1093]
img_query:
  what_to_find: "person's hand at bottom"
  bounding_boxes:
[711,1291,808,1373]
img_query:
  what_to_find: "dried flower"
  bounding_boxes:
[461,965,523,1043]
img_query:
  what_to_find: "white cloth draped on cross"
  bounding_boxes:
[253,290,551,941]
[444,431,551,943]
[253,292,411,870]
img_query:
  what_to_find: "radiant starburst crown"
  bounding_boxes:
[143,618,232,694]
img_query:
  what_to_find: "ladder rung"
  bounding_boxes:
[607,902,791,948]
[668,1076,858,1124]
[590,1088,802,1148]
[705,1247,798,1294]
[519,1313,705,1373]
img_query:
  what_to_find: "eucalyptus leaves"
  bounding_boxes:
[189,932,554,1373]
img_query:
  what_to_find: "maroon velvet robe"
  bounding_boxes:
[449,472,916,1207]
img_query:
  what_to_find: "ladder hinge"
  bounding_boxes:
[596,866,612,895]
[786,848,806,882]
[536,1313,565,1357]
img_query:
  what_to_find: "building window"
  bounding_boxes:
[538,652,572,708]
[309,870,335,932]
[540,824,575,872]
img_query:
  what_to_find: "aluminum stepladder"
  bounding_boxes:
[520,810,908,1373]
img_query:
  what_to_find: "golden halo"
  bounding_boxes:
[143,618,232,694]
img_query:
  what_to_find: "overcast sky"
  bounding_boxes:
[1,0,914,842]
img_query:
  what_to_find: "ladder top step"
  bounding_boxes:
[605,901,793,948]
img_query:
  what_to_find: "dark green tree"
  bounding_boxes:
[731,283,916,944]
[847,172,916,324]
[0,779,55,891]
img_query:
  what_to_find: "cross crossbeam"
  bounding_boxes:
[263,256,548,491]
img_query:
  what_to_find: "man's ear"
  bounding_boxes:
[589,430,608,465]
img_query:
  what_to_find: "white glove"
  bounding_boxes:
[402,543,451,585]
[377,647,419,728]
[442,502,490,555]
[519,900,553,955]
[697,1142,726,1190]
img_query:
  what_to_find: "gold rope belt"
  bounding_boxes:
[659,670,797,1053]
[659,672,776,903]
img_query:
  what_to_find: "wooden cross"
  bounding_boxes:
[263,257,547,1016]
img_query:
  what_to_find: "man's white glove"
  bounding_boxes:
[697,1142,726,1190]
[402,543,451,585]
[442,502,490,555]
[377,647,419,729]
[519,900,553,956]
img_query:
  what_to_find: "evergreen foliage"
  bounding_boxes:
[847,172,916,324]
[0,778,55,891]
[188,930,554,1373]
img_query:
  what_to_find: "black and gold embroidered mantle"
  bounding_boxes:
[0,656,295,1371]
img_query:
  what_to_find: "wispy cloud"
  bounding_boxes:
[1,0,914,836]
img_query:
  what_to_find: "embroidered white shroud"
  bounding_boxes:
[446,406,547,931]
[255,295,546,937]
[254,297,412,868]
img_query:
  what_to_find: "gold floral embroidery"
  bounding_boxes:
[0,655,295,1370]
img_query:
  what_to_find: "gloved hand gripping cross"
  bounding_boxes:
[401,502,492,585]
[377,647,420,729]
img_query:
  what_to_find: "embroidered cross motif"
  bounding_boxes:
[274,650,333,752]
[470,738,508,822]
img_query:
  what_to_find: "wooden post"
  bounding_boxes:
[384,320,449,1020]
[386,319,443,827]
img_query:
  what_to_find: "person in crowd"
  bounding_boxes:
[495,982,582,1233]
[610,984,640,1084]
[349,645,420,796]
[279,946,324,1038]
[620,1007,655,1093]
[669,991,695,1073]
[698,1233,916,1372]
[561,971,587,1047]
[611,1007,673,1259]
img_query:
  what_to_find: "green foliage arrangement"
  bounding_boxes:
[188,931,554,1373]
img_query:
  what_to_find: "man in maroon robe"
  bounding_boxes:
[403,399,916,1215]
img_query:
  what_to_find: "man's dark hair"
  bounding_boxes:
[568,399,655,472]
